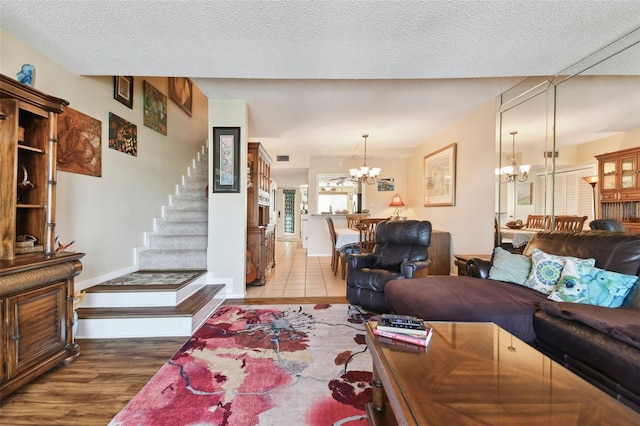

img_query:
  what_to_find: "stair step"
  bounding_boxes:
[138,249,207,269]
[171,199,207,211]
[76,284,226,338]
[165,209,208,222]
[156,221,207,235]
[148,234,207,249]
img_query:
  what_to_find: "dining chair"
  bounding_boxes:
[554,215,588,231]
[525,214,550,230]
[358,218,386,253]
[346,215,362,230]
[326,217,340,274]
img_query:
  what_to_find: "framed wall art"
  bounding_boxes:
[143,80,167,135]
[169,77,193,116]
[58,107,102,177]
[517,182,533,205]
[424,143,457,206]
[113,76,133,109]
[377,178,395,191]
[108,112,137,157]
[212,127,241,193]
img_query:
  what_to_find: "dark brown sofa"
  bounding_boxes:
[385,231,640,411]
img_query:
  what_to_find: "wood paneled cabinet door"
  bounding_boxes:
[4,282,68,381]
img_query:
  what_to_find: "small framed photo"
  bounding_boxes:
[212,127,241,193]
[169,77,193,116]
[113,76,134,109]
[424,143,457,206]
[378,178,395,191]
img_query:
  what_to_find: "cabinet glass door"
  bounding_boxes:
[602,159,617,190]
[621,155,637,189]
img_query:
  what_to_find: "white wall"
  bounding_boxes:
[1,30,209,288]
[406,100,497,269]
[207,100,248,299]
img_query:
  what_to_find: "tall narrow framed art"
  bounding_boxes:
[212,127,241,193]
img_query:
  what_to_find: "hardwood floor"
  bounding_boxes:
[0,241,349,425]
[0,297,347,425]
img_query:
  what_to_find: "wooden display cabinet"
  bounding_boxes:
[0,74,84,398]
[596,147,640,233]
[247,142,275,285]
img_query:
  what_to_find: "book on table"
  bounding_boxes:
[372,321,433,347]
[376,314,428,337]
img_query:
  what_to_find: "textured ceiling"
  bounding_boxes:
[2,1,639,185]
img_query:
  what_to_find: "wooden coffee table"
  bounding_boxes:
[365,321,640,425]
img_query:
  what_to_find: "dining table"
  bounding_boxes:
[500,227,539,248]
[334,227,361,250]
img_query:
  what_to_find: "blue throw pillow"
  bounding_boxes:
[524,248,595,295]
[549,259,638,308]
[488,247,531,285]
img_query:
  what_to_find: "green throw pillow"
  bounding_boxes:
[488,247,531,285]
[524,248,595,295]
[548,258,638,307]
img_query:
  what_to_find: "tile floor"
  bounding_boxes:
[245,240,348,298]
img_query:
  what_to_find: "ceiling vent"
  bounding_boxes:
[276,155,290,162]
[544,151,559,158]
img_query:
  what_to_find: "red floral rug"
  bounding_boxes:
[109,304,374,426]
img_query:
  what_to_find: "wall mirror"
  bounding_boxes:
[496,28,640,231]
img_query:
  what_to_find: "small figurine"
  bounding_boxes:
[16,64,35,86]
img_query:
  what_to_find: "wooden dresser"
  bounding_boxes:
[0,74,84,398]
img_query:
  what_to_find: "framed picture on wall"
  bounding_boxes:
[113,76,133,109]
[168,77,193,116]
[517,182,533,205]
[424,143,457,206]
[212,127,241,193]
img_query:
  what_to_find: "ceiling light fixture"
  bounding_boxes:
[349,133,381,185]
[496,131,530,183]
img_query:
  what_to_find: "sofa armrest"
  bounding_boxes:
[401,260,431,278]
[467,257,491,279]
[346,253,369,270]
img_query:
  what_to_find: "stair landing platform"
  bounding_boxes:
[76,270,226,339]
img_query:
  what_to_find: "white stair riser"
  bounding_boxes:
[83,284,205,308]
[76,297,224,338]
[165,210,208,222]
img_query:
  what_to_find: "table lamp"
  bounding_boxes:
[389,193,405,219]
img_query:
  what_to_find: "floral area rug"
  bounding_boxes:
[109,304,374,426]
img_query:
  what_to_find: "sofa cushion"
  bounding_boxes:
[386,275,548,343]
[548,259,638,308]
[539,301,640,349]
[524,248,595,295]
[488,247,531,285]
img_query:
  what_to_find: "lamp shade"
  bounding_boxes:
[389,194,405,207]
[582,175,598,185]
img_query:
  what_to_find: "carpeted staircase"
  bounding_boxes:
[76,146,226,339]
[137,146,209,269]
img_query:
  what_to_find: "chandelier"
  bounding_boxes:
[496,131,530,183]
[349,133,381,185]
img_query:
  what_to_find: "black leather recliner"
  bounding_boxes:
[589,219,626,232]
[346,220,432,313]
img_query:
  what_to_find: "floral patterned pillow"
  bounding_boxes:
[548,258,638,307]
[524,248,595,295]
